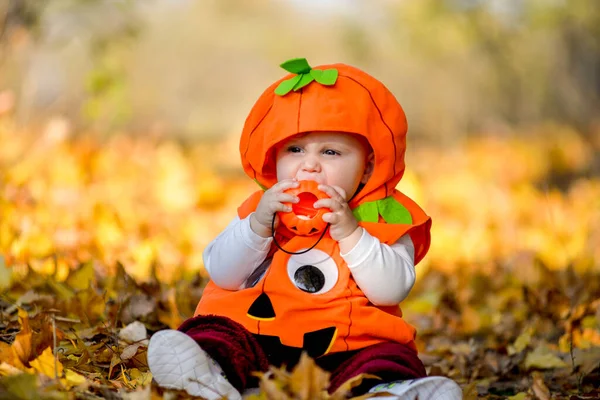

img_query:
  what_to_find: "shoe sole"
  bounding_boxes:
[147,329,241,400]
[369,376,463,399]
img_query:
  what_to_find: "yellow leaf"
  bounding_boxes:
[128,241,155,282]
[524,346,568,370]
[196,173,226,209]
[29,347,63,379]
[0,255,12,290]
[244,393,264,400]
[109,352,122,378]
[157,287,183,329]
[330,372,380,399]
[66,261,95,290]
[289,353,330,400]
[259,372,289,400]
[403,291,439,314]
[65,369,87,388]
[509,327,533,355]
[25,233,54,261]
[126,368,152,387]
[507,393,529,400]
[461,381,479,400]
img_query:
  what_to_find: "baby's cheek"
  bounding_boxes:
[277,166,293,181]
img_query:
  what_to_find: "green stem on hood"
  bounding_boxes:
[254,179,268,191]
[274,58,338,96]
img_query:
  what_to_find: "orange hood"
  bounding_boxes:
[239,62,408,208]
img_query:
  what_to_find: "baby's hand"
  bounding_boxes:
[250,179,299,237]
[314,184,360,242]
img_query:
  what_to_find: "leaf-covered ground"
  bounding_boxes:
[1,120,599,399]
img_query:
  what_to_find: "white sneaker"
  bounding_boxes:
[147,329,242,400]
[368,376,462,399]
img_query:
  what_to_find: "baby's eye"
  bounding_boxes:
[287,146,302,153]
[323,149,340,156]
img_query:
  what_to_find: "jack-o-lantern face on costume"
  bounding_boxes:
[196,234,419,357]
[244,238,343,357]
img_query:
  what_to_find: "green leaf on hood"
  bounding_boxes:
[353,201,379,223]
[275,58,339,96]
[377,197,413,224]
[275,74,302,96]
[353,197,413,224]
[292,73,315,91]
[280,58,312,74]
[310,68,338,86]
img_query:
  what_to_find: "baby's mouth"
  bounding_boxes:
[295,174,323,184]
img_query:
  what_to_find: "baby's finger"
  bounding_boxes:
[272,179,299,193]
[329,185,347,200]
[318,184,343,201]
[270,202,292,213]
[321,212,338,224]
[275,193,299,204]
[314,198,342,211]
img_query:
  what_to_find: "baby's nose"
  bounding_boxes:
[301,157,321,172]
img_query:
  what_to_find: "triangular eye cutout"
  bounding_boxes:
[247,292,276,321]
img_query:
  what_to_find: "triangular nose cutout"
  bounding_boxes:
[247,292,276,321]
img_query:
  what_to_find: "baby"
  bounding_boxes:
[148,58,462,400]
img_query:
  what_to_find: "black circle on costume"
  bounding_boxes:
[294,265,325,293]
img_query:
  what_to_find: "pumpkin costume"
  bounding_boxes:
[179,59,431,393]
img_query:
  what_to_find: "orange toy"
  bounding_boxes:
[278,180,330,236]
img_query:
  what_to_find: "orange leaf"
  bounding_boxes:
[0,342,14,363]
[11,308,33,367]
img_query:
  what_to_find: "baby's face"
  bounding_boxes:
[275,132,372,201]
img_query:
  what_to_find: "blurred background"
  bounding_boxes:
[1,0,600,395]
[2,0,600,141]
[1,0,600,341]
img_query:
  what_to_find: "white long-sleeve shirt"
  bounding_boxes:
[203,213,416,306]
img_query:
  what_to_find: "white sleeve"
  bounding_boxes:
[203,214,273,290]
[340,229,416,306]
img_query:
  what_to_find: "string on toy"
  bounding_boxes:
[271,214,330,255]
[269,181,364,255]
